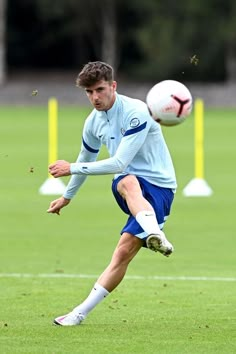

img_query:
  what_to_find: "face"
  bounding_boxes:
[85,80,117,111]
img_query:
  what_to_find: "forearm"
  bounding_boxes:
[63,175,88,199]
[63,148,98,198]
[70,156,125,175]
[69,133,146,176]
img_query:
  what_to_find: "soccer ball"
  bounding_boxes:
[146,80,193,126]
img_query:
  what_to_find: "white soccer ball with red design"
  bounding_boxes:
[146,80,193,126]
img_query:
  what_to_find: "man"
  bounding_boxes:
[47,61,177,326]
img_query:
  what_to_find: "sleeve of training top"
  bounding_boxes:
[63,117,101,199]
[63,147,99,199]
[70,107,151,176]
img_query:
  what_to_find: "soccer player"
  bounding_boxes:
[47,61,177,326]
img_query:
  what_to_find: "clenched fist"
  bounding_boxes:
[49,160,71,178]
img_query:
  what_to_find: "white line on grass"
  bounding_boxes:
[0,273,236,282]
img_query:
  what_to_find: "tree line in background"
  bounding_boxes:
[1,0,236,84]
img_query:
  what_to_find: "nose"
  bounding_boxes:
[92,91,99,101]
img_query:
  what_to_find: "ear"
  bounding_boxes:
[112,81,117,91]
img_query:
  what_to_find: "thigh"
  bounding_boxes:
[112,175,174,227]
[112,176,174,241]
[137,177,174,229]
[111,175,130,215]
[116,174,142,199]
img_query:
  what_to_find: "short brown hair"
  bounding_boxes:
[76,61,114,88]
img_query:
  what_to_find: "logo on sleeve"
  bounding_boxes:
[130,118,140,128]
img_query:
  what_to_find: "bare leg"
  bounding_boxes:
[117,174,174,256]
[53,232,143,325]
[53,176,173,326]
[117,174,154,216]
[97,232,143,292]
[117,174,161,235]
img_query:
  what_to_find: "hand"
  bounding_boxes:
[49,160,71,178]
[47,196,70,215]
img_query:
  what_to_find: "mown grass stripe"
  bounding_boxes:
[0,273,235,282]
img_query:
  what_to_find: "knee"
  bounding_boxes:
[114,245,131,265]
[117,175,139,199]
[112,235,142,266]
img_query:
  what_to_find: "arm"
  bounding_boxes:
[48,115,101,213]
[47,148,99,214]
[63,146,99,199]
[71,123,148,175]
[49,120,150,177]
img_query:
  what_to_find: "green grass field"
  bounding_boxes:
[0,105,235,353]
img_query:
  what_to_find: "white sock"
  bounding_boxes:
[136,210,161,235]
[72,282,109,317]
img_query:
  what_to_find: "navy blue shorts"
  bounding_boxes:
[112,175,174,241]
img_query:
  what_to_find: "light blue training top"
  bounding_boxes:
[63,93,177,199]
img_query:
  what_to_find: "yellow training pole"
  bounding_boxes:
[39,97,66,195]
[183,97,212,196]
[194,98,204,179]
[48,98,58,177]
